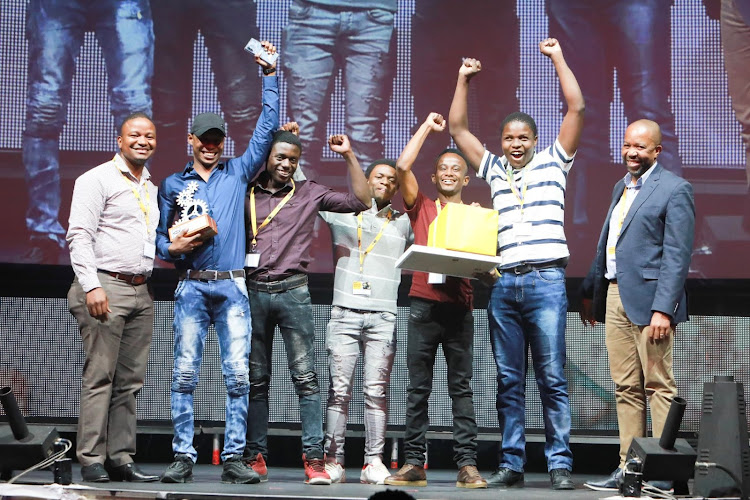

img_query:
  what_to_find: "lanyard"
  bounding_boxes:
[114,157,151,233]
[357,210,392,274]
[616,185,630,238]
[429,199,443,246]
[506,166,528,216]
[249,179,295,248]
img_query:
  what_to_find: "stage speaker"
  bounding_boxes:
[0,386,59,475]
[693,375,750,498]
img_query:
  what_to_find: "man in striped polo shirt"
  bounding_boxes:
[320,159,412,484]
[449,38,584,490]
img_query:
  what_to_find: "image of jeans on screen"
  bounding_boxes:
[283,0,396,178]
[151,0,262,168]
[547,0,682,230]
[22,0,153,264]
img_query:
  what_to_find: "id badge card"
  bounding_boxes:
[244,252,261,268]
[427,272,446,284]
[143,242,156,259]
[514,222,532,237]
[353,281,371,296]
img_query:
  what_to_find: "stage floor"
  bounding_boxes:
[1,464,672,500]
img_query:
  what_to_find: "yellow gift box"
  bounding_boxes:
[427,203,498,256]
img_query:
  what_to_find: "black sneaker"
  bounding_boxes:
[487,467,524,488]
[222,455,260,484]
[161,454,194,483]
[550,468,575,490]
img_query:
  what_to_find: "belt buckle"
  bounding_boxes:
[204,270,218,281]
[514,264,525,275]
[132,275,146,285]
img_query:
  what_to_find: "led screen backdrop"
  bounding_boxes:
[0,0,748,277]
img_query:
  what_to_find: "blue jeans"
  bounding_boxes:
[245,283,325,460]
[171,278,251,462]
[403,298,478,468]
[325,306,397,464]
[23,0,153,244]
[283,0,395,174]
[488,267,573,473]
[547,0,681,226]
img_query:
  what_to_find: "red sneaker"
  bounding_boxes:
[244,453,268,482]
[302,454,331,485]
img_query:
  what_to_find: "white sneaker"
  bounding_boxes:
[360,457,390,485]
[325,461,346,483]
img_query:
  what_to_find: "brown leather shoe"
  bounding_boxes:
[457,465,488,489]
[384,463,427,486]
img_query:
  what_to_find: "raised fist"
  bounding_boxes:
[425,112,446,132]
[459,58,482,79]
[539,38,562,58]
[328,134,351,155]
[280,121,299,136]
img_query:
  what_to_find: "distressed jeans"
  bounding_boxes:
[24,0,153,244]
[324,306,396,465]
[488,267,573,473]
[171,278,251,462]
[283,0,395,172]
[245,283,325,460]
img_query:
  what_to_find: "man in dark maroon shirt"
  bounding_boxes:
[242,130,370,485]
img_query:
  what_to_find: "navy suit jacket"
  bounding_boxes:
[582,164,695,326]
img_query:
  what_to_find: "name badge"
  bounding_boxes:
[143,242,156,259]
[244,252,261,268]
[427,272,446,284]
[514,222,532,237]
[353,281,371,296]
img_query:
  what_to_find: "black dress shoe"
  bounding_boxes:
[486,467,524,488]
[108,462,159,482]
[81,463,109,482]
[584,467,622,491]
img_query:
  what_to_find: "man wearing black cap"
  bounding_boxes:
[156,41,279,484]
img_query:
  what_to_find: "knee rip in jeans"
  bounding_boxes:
[172,367,199,393]
[328,391,351,407]
[249,376,270,395]
[292,371,319,396]
[225,371,250,397]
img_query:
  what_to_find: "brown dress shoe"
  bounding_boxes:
[384,463,427,486]
[457,465,488,489]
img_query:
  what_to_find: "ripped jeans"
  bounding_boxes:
[324,306,396,465]
[171,277,251,462]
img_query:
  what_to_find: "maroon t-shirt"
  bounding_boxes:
[405,191,473,310]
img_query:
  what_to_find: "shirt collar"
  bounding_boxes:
[114,153,151,182]
[181,160,226,176]
[623,161,657,188]
[369,200,397,218]
[253,171,294,192]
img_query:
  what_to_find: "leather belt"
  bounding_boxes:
[246,274,308,293]
[99,269,148,285]
[504,258,568,275]
[609,278,618,284]
[179,269,246,281]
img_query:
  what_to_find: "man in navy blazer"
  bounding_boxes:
[580,119,695,491]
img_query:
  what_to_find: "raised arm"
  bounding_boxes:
[329,134,372,208]
[396,113,445,209]
[540,38,585,156]
[448,58,485,172]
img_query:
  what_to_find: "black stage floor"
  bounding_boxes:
[1,464,693,500]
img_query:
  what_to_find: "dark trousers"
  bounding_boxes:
[403,297,478,468]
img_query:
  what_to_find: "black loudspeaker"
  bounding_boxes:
[0,386,59,476]
[693,375,750,498]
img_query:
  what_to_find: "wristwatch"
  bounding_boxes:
[262,66,276,75]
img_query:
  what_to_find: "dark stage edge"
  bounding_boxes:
[1,464,703,500]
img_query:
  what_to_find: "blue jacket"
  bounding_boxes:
[582,164,695,326]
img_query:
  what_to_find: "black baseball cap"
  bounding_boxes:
[190,112,226,137]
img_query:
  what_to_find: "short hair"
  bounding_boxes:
[435,148,470,173]
[270,130,302,152]
[501,111,538,138]
[365,158,396,179]
[368,490,416,500]
[119,111,153,136]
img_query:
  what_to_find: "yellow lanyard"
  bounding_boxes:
[429,199,443,245]
[616,185,629,238]
[357,210,392,274]
[506,166,528,217]
[114,157,151,233]
[249,179,295,248]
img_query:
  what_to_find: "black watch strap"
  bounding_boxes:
[262,66,276,75]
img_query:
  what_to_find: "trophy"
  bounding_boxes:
[168,181,218,241]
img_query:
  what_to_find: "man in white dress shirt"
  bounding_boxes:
[67,112,160,483]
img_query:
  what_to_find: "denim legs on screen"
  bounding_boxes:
[324,306,397,465]
[171,278,251,462]
[403,298,478,468]
[24,0,153,242]
[488,268,573,473]
[245,284,325,460]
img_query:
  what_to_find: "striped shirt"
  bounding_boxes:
[478,139,574,269]
[604,163,657,280]
[67,154,159,292]
[320,202,412,315]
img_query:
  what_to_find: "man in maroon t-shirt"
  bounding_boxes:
[384,113,486,489]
